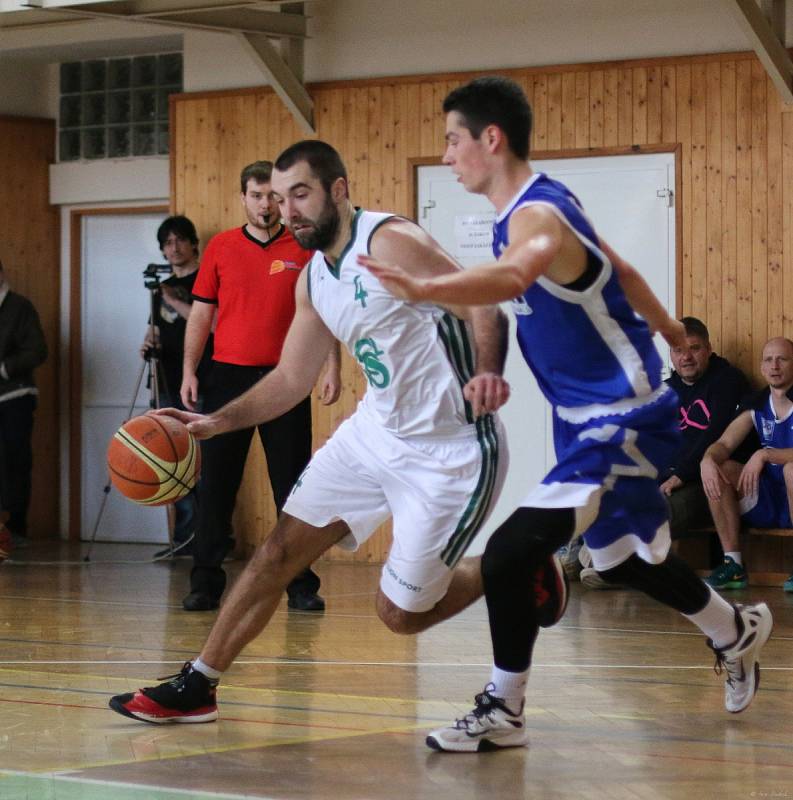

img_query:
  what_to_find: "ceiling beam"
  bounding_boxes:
[236,30,314,133]
[725,0,793,104]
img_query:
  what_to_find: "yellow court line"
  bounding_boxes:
[0,665,475,708]
[35,721,432,776]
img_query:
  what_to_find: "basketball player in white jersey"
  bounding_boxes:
[108,140,568,728]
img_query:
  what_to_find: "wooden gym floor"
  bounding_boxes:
[1,542,792,800]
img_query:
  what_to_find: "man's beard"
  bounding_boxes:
[293,196,340,251]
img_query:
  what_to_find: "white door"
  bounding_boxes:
[418,152,676,551]
[81,212,170,543]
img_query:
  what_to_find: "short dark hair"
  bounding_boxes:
[157,215,198,250]
[274,140,348,196]
[680,316,710,342]
[443,76,532,161]
[240,160,273,193]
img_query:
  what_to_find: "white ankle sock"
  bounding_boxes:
[684,587,739,649]
[192,657,222,682]
[489,666,528,712]
[725,551,743,566]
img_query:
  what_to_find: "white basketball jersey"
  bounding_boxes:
[306,210,477,438]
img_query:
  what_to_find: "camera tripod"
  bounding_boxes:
[83,283,178,563]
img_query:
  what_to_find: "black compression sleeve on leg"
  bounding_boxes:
[599,552,710,615]
[482,506,575,672]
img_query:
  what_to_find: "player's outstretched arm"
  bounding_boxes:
[165,271,334,439]
[602,241,685,349]
[359,205,561,307]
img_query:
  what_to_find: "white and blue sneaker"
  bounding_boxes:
[426,684,528,753]
[709,602,773,713]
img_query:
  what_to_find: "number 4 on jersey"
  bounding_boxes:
[353,275,368,308]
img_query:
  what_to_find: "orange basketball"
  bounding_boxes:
[107,414,200,506]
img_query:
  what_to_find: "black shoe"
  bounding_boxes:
[109,661,218,724]
[287,591,325,612]
[182,591,220,611]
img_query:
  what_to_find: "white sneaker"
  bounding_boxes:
[709,603,773,713]
[426,684,528,753]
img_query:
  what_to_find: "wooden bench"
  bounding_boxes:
[675,526,793,586]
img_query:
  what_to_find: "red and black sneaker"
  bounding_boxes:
[109,661,218,724]
[534,554,569,628]
[0,512,12,564]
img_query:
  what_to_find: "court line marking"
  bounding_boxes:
[0,769,276,799]
[1,657,793,669]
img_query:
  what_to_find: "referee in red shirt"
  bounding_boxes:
[180,160,341,612]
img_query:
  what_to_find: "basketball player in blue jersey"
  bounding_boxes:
[361,76,773,752]
[107,140,568,730]
[701,337,793,592]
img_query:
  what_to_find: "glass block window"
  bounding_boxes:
[58,52,182,162]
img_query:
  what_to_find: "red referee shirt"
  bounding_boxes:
[192,225,311,366]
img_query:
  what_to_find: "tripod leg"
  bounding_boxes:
[83,359,149,562]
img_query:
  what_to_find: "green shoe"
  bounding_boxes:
[784,574,793,593]
[706,556,748,590]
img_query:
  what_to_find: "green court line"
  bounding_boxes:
[0,771,265,800]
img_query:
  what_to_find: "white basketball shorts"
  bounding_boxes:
[283,409,506,612]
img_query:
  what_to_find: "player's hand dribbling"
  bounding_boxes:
[358,254,428,302]
[464,373,510,416]
[150,408,222,440]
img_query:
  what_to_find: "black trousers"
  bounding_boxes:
[0,394,36,535]
[191,362,319,600]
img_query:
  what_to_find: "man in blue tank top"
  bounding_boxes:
[361,75,773,752]
[701,336,793,592]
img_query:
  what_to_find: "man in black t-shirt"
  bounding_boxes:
[141,216,211,556]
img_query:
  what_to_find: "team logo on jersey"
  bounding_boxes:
[354,337,390,388]
[269,260,301,274]
[511,297,533,315]
[353,274,368,308]
[761,418,775,442]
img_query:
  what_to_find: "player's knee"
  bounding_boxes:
[783,461,793,485]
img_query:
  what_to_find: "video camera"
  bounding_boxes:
[143,263,173,290]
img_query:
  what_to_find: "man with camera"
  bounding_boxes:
[141,215,210,557]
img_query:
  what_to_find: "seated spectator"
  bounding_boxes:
[701,337,793,592]
[660,317,750,538]
[576,316,750,589]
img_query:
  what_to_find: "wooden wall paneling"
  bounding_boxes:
[632,67,648,145]
[766,82,784,340]
[661,65,677,145]
[705,60,723,347]
[532,74,548,152]
[783,109,793,341]
[603,68,619,147]
[547,73,562,150]
[589,70,604,148]
[690,63,708,322]
[721,60,738,358]
[561,71,577,150]
[617,67,633,145]
[751,59,769,376]
[735,58,754,371]
[367,85,383,210]
[647,66,662,144]
[0,117,59,539]
[380,84,396,214]
[574,71,589,149]
[419,81,435,159]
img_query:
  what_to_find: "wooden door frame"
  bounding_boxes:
[409,143,683,314]
[68,205,169,540]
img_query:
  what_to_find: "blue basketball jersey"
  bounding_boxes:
[741,391,793,528]
[492,173,664,416]
[495,172,679,569]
